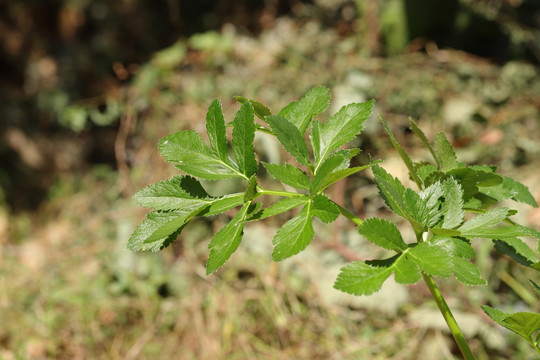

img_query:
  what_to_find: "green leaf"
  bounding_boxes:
[452,257,486,285]
[234,96,271,121]
[310,120,322,164]
[459,207,509,232]
[392,255,422,284]
[462,224,539,239]
[206,203,251,274]
[314,100,374,166]
[334,261,394,296]
[358,218,408,252]
[232,101,258,177]
[371,165,408,218]
[504,312,540,341]
[262,162,310,190]
[482,305,510,325]
[128,210,194,252]
[449,168,502,201]
[206,99,230,164]
[159,131,241,180]
[494,238,538,266]
[312,194,340,223]
[380,116,422,187]
[134,176,211,211]
[404,187,441,230]
[483,306,540,347]
[409,118,440,166]
[201,193,245,216]
[530,280,540,295]
[321,161,380,190]
[431,236,475,259]
[434,132,461,172]
[250,196,309,221]
[480,176,538,208]
[266,115,310,166]
[279,86,330,134]
[441,178,465,228]
[244,175,258,202]
[416,163,439,186]
[406,242,453,277]
[311,153,348,194]
[272,203,314,261]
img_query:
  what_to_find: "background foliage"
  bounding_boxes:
[1,0,540,358]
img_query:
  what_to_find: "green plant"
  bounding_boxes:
[129,86,540,358]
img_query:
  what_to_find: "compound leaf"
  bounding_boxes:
[232,101,258,177]
[279,86,330,134]
[272,203,314,261]
[266,115,310,166]
[358,218,408,252]
[262,162,310,190]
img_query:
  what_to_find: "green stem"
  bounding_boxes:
[422,274,476,360]
[332,201,364,226]
[256,188,305,198]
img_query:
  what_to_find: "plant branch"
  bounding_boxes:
[422,274,476,360]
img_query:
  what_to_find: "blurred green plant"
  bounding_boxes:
[130,87,540,358]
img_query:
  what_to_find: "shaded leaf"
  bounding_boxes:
[234,96,271,121]
[244,175,258,202]
[494,238,538,267]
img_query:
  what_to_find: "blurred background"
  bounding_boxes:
[1,0,540,359]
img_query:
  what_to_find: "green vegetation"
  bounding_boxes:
[131,87,540,358]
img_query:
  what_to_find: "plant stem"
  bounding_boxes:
[256,188,305,198]
[422,274,476,360]
[333,201,364,226]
